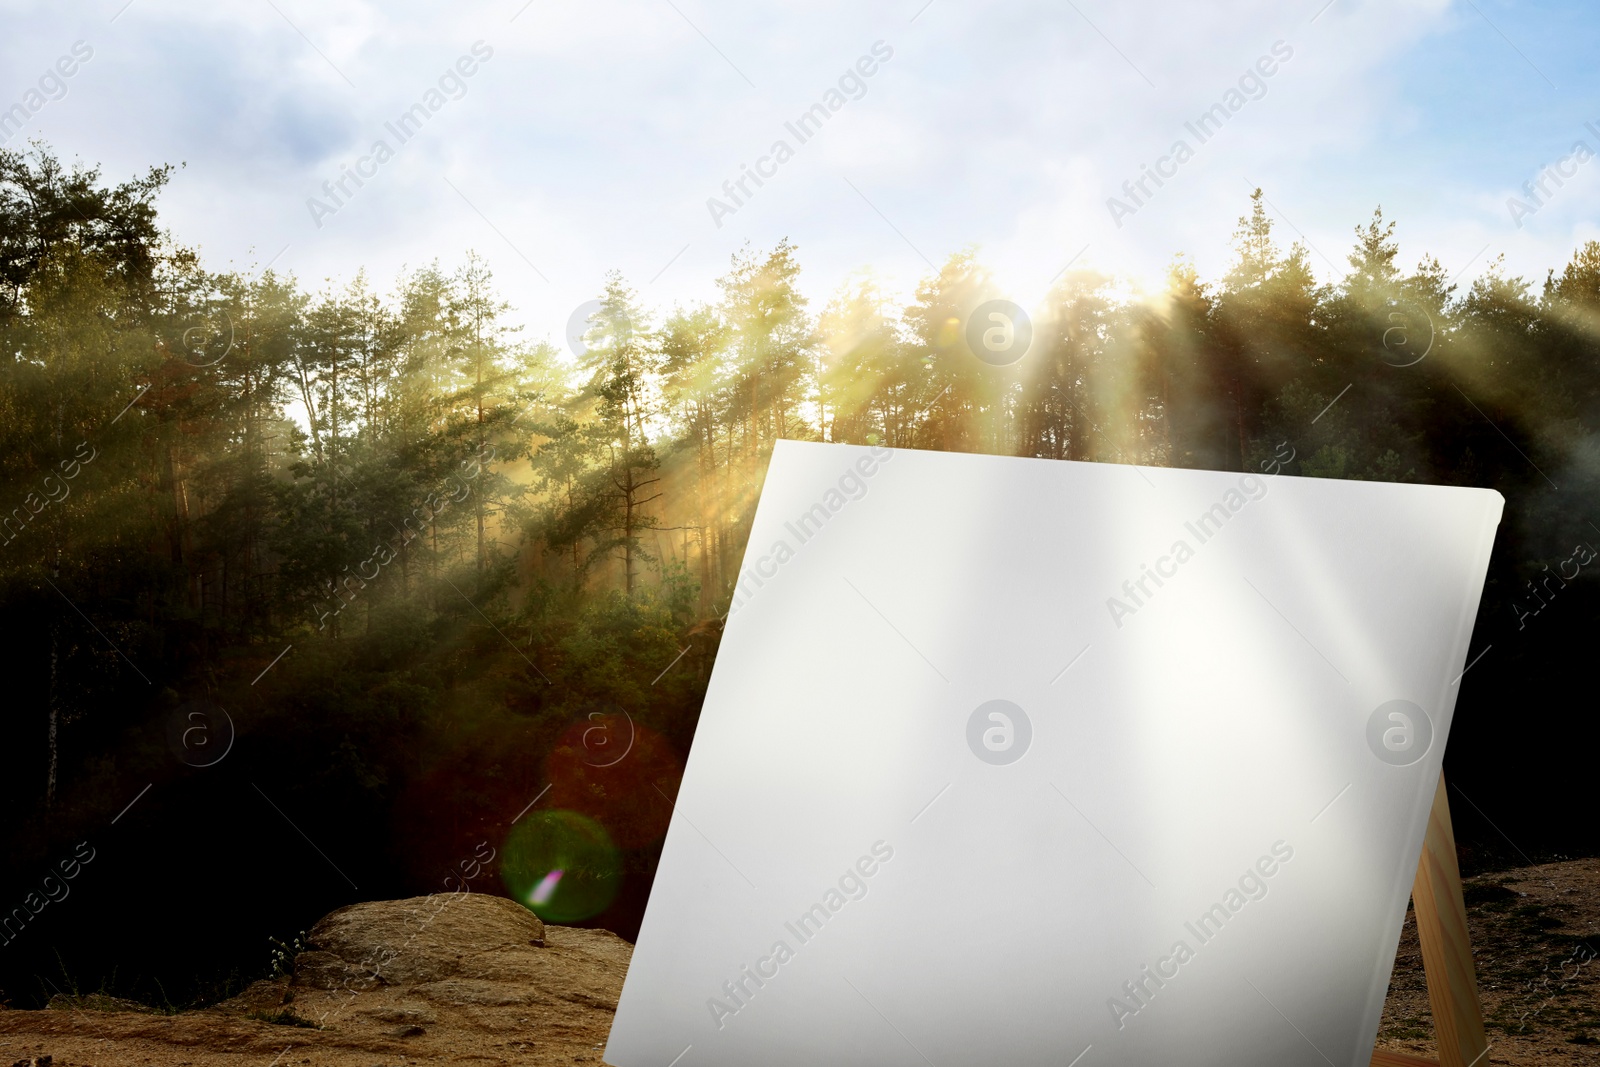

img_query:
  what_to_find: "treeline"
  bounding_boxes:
[2,142,1597,1004]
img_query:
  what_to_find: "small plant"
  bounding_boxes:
[267,931,309,979]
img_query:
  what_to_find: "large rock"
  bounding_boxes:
[291,892,548,989]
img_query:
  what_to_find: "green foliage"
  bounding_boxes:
[3,145,1598,988]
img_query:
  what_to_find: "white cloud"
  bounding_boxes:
[0,0,1590,339]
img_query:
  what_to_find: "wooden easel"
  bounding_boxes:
[1369,774,1490,1067]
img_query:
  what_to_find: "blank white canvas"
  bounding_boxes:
[606,440,1502,1067]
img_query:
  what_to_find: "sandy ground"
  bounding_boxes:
[1,859,1595,1066]
[0,894,627,1067]
[1376,858,1600,1065]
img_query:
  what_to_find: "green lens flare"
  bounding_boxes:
[501,810,621,923]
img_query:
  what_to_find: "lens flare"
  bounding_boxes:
[501,810,621,923]
[529,868,564,906]
[544,709,682,848]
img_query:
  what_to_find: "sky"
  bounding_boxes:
[2,0,1598,346]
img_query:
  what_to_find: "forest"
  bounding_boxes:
[1,141,1596,1008]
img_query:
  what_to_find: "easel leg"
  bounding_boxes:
[1411,772,1490,1067]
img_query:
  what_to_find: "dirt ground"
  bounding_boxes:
[1376,857,1600,1065]
[0,894,626,1067]
[1,859,1595,1066]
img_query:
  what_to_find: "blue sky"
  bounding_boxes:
[2,0,1597,339]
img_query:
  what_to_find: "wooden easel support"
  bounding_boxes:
[1369,774,1490,1067]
